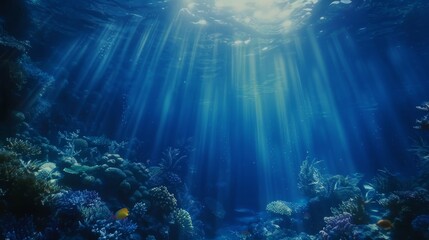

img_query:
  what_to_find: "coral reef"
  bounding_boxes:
[331,196,368,224]
[1,99,429,240]
[352,224,390,240]
[148,147,188,189]
[0,150,57,217]
[130,201,148,226]
[0,216,44,240]
[4,137,41,158]
[319,213,355,240]
[57,132,150,206]
[171,208,194,237]
[148,186,178,215]
[91,218,138,240]
[298,157,326,198]
[53,190,110,234]
[368,169,403,194]
[378,188,429,239]
[266,201,292,217]
[325,173,362,201]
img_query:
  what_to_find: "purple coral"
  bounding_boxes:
[319,212,355,240]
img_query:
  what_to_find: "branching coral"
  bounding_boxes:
[319,213,355,240]
[5,137,41,157]
[54,190,102,209]
[91,219,137,240]
[298,157,325,198]
[54,190,110,232]
[58,130,82,158]
[331,196,368,224]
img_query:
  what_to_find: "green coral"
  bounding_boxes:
[173,208,194,235]
[266,200,292,216]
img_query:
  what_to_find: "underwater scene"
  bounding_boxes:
[1,0,429,239]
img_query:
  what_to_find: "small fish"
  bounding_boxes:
[115,208,129,220]
[376,219,393,230]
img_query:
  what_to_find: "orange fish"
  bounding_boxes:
[115,208,129,220]
[376,219,393,230]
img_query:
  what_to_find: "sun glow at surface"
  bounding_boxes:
[182,0,319,39]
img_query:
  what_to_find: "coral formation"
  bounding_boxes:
[298,157,325,198]
[378,188,429,239]
[5,137,41,157]
[319,213,355,240]
[331,196,368,224]
[0,150,57,217]
[172,208,194,236]
[148,186,178,215]
[266,200,292,217]
[53,190,110,233]
[1,216,44,240]
[368,169,402,194]
[91,218,137,240]
[148,146,188,189]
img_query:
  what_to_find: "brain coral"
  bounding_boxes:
[266,200,292,216]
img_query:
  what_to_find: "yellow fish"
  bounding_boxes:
[115,208,129,220]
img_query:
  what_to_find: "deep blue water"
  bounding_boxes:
[1,0,429,239]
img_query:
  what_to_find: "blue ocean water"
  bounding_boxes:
[1,0,429,239]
